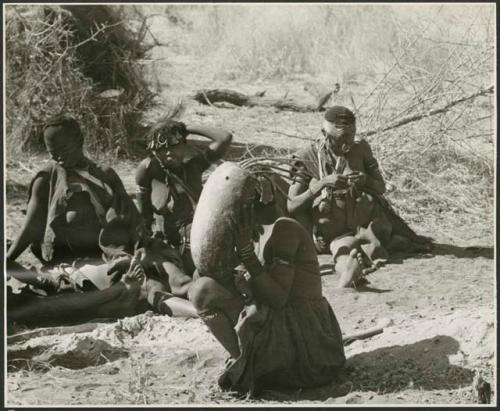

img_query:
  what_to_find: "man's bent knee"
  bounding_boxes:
[187,276,221,313]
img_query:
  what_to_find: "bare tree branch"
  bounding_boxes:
[359,85,494,138]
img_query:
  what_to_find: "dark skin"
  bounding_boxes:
[7,175,50,262]
[135,124,232,204]
[287,122,386,288]
[7,125,199,324]
[109,253,198,318]
[7,132,87,261]
[151,125,232,169]
[7,132,131,262]
[8,252,148,325]
[135,123,233,291]
[188,201,319,358]
[135,124,232,243]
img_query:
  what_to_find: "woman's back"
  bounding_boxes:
[262,217,323,301]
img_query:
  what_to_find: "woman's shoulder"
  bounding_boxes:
[28,164,55,198]
[353,138,372,152]
[139,156,155,168]
[137,156,163,174]
[135,156,165,185]
[292,143,317,162]
[30,162,57,184]
[272,217,306,234]
[85,160,120,181]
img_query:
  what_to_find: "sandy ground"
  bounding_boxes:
[4,16,496,406]
[5,186,496,405]
[5,263,496,406]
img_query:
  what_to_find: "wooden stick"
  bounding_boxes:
[342,318,393,346]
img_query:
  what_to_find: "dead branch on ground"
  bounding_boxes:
[189,88,331,113]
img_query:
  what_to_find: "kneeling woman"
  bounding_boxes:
[188,163,345,396]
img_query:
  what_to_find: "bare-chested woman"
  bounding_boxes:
[132,119,232,314]
[6,115,196,327]
[188,185,345,396]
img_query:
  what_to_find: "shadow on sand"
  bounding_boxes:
[430,243,493,259]
[388,243,493,264]
[320,241,493,276]
[260,335,474,402]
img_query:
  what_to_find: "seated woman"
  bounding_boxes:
[188,163,345,396]
[6,115,196,327]
[135,119,232,276]
[288,106,432,288]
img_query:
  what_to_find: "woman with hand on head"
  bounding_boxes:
[134,119,232,294]
[6,114,198,327]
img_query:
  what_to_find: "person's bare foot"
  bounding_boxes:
[120,252,148,300]
[336,249,364,288]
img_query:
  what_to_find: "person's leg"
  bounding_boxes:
[356,219,389,267]
[159,294,199,318]
[7,260,57,294]
[146,278,198,318]
[330,236,365,288]
[8,263,146,325]
[188,276,244,358]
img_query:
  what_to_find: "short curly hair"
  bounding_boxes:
[43,114,83,146]
[147,119,187,150]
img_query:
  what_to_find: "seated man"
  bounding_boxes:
[287,106,432,288]
[6,115,197,327]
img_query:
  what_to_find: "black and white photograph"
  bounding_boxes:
[3,2,496,407]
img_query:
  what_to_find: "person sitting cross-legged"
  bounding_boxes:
[288,106,432,288]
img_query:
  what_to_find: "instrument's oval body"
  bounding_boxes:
[190,162,257,282]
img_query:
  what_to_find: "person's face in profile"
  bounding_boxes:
[154,131,187,168]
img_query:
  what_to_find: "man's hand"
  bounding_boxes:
[320,173,348,190]
[347,171,367,187]
[107,255,132,284]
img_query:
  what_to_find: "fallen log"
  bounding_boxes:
[191,85,493,135]
[190,88,326,113]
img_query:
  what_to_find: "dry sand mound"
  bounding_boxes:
[6,305,495,405]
